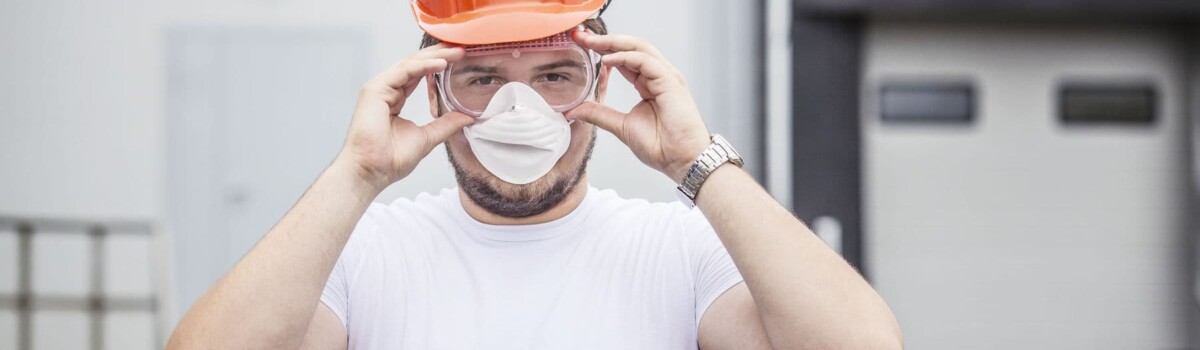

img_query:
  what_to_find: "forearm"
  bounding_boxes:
[695,166,902,349]
[168,162,380,349]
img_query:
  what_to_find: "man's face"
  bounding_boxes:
[428,52,609,218]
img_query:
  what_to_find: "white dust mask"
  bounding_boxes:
[462,82,572,184]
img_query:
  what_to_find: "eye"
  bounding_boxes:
[540,73,571,83]
[468,76,503,86]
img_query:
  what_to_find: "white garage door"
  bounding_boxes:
[863,20,1194,349]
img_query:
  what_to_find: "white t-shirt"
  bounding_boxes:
[320,186,743,349]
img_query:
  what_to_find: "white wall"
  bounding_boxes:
[864,20,1194,348]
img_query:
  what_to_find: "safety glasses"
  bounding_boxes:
[435,30,601,118]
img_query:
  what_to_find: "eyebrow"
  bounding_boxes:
[535,59,586,72]
[452,59,585,76]
[453,65,499,75]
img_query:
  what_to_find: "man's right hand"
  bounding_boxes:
[333,43,473,191]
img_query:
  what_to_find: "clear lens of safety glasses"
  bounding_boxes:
[437,31,599,117]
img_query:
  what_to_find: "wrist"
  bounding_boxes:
[666,162,693,184]
[666,140,712,182]
[329,156,390,196]
[672,134,744,207]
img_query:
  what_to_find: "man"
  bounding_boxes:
[167,0,902,349]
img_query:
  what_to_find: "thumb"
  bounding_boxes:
[420,111,474,149]
[566,101,626,139]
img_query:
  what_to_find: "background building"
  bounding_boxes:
[774,0,1200,348]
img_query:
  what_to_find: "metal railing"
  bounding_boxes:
[0,216,166,350]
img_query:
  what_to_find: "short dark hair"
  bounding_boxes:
[420,17,608,48]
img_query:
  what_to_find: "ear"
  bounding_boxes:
[426,74,442,118]
[595,65,612,103]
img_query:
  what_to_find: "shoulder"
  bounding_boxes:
[588,187,686,218]
[586,187,709,233]
[348,188,460,245]
[370,188,458,222]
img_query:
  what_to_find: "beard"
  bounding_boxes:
[447,128,596,218]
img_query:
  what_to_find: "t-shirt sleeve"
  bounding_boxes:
[319,249,351,330]
[681,206,745,325]
[319,211,377,331]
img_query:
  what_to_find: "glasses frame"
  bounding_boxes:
[435,31,602,118]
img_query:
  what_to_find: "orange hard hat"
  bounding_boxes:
[411,0,607,45]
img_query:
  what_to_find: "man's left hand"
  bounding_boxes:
[566,32,711,182]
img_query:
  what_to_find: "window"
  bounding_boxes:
[1059,82,1157,124]
[879,82,975,123]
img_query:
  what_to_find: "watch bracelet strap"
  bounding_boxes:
[677,134,740,201]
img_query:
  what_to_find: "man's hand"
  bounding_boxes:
[335,43,474,191]
[566,32,712,182]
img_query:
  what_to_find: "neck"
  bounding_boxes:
[459,175,590,225]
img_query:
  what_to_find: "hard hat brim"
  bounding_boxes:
[412,1,604,45]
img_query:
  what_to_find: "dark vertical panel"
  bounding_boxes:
[16,223,32,350]
[1190,22,1200,349]
[790,16,866,274]
[754,0,769,187]
[88,226,105,350]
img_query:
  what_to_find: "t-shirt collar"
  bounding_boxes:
[447,185,597,242]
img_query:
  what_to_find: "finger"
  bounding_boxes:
[577,33,686,80]
[354,46,465,129]
[405,45,466,71]
[394,44,465,73]
[578,33,667,61]
[419,111,475,148]
[609,63,639,86]
[375,45,465,91]
[377,57,449,92]
[601,52,681,97]
[363,58,447,117]
[605,64,652,98]
[602,51,673,81]
[409,43,465,61]
[565,101,627,139]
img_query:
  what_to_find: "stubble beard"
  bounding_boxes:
[447,128,596,218]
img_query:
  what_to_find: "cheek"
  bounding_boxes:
[560,122,594,163]
[447,134,482,165]
[568,122,592,148]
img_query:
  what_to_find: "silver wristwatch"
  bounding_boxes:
[675,134,743,208]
